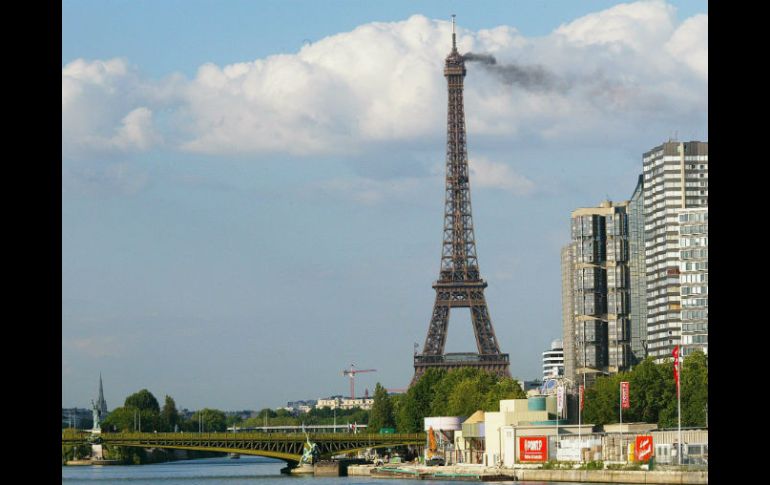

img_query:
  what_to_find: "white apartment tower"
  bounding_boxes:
[542,339,565,379]
[678,207,708,356]
[643,141,708,362]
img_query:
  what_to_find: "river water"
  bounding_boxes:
[61,456,603,484]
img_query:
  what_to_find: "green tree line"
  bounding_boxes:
[101,389,228,433]
[366,368,527,433]
[582,350,708,428]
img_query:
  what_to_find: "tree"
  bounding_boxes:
[430,368,484,416]
[395,369,529,432]
[125,389,160,413]
[583,373,625,426]
[161,396,179,432]
[101,406,136,432]
[483,378,526,411]
[190,408,227,432]
[627,358,674,425]
[257,408,277,419]
[226,414,244,428]
[368,383,395,432]
[681,350,708,427]
[396,369,445,433]
[446,379,485,416]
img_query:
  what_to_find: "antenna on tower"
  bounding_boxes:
[451,14,456,50]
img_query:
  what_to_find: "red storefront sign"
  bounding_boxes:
[621,381,630,409]
[635,435,653,462]
[519,436,548,462]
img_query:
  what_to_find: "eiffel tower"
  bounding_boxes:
[411,16,511,386]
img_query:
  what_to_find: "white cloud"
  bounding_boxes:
[553,0,676,51]
[665,14,708,80]
[469,157,535,195]
[62,58,177,158]
[62,2,707,159]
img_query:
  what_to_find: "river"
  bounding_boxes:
[61,456,609,484]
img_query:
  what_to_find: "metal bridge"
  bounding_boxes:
[62,430,425,465]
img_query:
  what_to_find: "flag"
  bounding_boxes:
[557,386,565,414]
[620,381,630,409]
[673,345,680,398]
[579,385,584,411]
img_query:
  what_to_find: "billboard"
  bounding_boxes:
[635,435,653,462]
[519,436,548,462]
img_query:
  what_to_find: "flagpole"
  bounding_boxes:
[678,349,682,465]
[578,383,582,462]
[579,321,585,463]
[619,381,623,462]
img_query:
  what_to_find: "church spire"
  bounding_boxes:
[96,373,108,416]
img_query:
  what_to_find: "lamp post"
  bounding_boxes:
[543,376,574,462]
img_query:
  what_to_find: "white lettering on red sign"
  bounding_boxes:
[525,440,542,451]
[635,435,653,462]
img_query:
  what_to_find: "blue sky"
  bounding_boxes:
[62,0,707,411]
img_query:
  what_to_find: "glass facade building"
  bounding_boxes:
[563,201,632,385]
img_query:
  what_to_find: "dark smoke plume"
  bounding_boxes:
[463,52,567,92]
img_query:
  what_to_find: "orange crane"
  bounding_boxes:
[342,364,376,400]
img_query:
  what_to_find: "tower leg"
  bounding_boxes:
[423,303,450,356]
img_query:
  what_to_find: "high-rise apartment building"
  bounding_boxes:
[627,175,648,364]
[678,207,708,356]
[542,339,565,379]
[563,201,632,385]
[643,141,708,362]
[561,244,576,381]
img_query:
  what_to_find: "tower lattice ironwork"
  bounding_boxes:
[412,17,511,385]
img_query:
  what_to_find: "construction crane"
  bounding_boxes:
[342,364,376,400]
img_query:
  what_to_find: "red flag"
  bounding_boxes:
[620,381,630,409]
[673,345,680,397]
[579,385,584,411]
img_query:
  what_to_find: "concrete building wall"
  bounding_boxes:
[483,411,506,466]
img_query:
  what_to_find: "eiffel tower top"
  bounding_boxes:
[444,15,465,76]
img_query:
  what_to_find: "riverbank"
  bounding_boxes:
[64,459,123,466]
[349,463,708,484]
